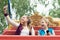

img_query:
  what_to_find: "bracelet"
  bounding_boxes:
[4,13,9,17]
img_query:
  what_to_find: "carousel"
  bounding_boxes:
[1,12,60,40]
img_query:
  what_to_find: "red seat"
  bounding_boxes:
[3,30,16,35]
[34,27,60,30]
[3,26,60,35]
[55,30,60,35]
[3,30,60,35]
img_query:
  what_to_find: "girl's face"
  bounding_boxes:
[40,19,48,29]
[20,16,28,24]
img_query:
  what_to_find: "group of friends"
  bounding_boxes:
[3,5,55,36]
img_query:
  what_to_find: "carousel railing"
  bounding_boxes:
[0,35,60,40]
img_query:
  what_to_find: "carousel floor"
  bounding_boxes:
[0,35,60,40]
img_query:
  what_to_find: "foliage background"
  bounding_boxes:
[0,0,60,34]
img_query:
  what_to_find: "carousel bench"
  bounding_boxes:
[3,30,60,35]
[3,26,60,35]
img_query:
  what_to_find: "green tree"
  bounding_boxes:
[0,0,8,34]
[49,0,60,18]
[49,8,60,18]
[11,0,33,19]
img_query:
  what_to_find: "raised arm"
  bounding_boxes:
[3,5,19,27]
[6,16,19,27]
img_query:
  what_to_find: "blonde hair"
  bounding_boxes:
[41,17,50,27]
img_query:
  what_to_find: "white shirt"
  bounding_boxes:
[20,26,30,36]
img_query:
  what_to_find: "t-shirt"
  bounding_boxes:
[38,28,54,36]
[20,26,30,36]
